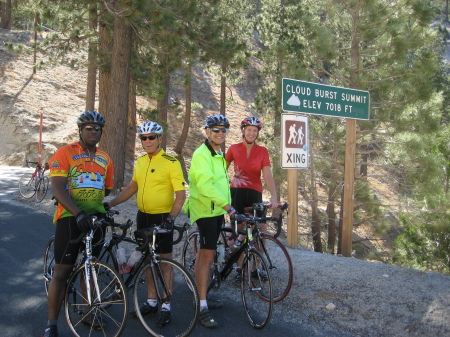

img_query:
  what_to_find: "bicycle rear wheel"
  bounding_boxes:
[65,261,127,337]
[133,257,199,337]
[43,236,55,296]
[18,173,36,198]
[35,176,49,202]
[181,230,199,279]
[255,234,293,302]
[241,249,273,329]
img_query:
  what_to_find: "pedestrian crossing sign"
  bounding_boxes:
[281,113,308,169]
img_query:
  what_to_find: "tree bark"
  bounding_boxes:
[102,16,132,192]
[0,0,12,29]
[85,3,97,111]
[98,8,112,120]
[157,73,170,150]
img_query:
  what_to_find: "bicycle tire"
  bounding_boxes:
[35,176,49,202]
[255,234,293,302]
[181,230,199,279]
[43,236,55,296]
[65,260,128,337]
[133,257,199,337]
[241,249,273,329]
[18,173,36,199]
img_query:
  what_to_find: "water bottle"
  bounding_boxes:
[123,251,142,274]
[116,246,127,274]
[217,241,225,263]
[224,240,242,262]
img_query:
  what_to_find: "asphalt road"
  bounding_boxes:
[0,167,343,337]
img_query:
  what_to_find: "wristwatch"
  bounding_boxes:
[167,215,176,221]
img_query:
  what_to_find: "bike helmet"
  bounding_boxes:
[137,121,163,135]
[204,114,230,129]
[241,117,262,130]
[77,111,106,128]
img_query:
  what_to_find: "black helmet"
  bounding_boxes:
[137,121,163,135]
[241,117,262,130]
[77,111,106,128]
[204,114,230,129]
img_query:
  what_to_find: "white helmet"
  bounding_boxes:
[137,121,163,135]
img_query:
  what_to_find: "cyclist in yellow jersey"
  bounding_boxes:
[106,121,186,327]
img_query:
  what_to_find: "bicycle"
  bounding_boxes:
[43,216,129,337]
[18,160,50,202]
[182,214,274,329]
[97,212,199,337]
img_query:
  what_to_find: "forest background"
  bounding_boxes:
[1,0,450,276]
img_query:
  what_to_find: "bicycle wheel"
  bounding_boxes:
[240,249,273,329]
[133,257,199,337]
[181,231,199,279]
[35,176,49,202]
[43,236,55,296]
[255,234,293,302]
[65,261,128,337]
[18,173,36,198]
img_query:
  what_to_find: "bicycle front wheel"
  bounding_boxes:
[181,230,199,279]
[65,261,128,337]
[18,173,36,198]
[241,249,273,329]
[255,234,293,302]
[43,236,55,296]
[133,257,199,337]
[35,176,49,202]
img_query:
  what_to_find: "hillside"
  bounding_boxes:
[0,28,422,264]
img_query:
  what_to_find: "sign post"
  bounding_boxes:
[281,78,370,256]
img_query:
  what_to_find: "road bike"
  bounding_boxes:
[97,212,199,337]
[43,216,128,337]
[182,214,274,329]
[18,160,50,202]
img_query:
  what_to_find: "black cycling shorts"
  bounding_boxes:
[230,187,262,214]
[54,214,105,265]
[136,211,173,254]
[196,215,224,250]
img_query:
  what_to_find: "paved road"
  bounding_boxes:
[0,166,344,337]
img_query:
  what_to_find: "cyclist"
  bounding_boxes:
[225,116,278,284]
[42,111,114,337]
[105,121,186,327]
[187,113,234,329]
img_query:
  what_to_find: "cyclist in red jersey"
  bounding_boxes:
[225,116,278,284]
[42,111,114,337]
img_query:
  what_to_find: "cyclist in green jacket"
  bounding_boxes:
[187,114,235,329]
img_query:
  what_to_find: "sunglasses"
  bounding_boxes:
[140,135,158,141]
[84,126,102,131]
[210,127,229,134]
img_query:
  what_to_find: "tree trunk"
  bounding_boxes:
[126,82,136,180]
[102,16,132,192]
[98,8,112,119]
[174,67,192,182]
[157,73,170,150]
[0,0,12,29]
[85,3,97,111]
[33,12,40,74]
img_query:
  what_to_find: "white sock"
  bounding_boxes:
[147,299,157,307]
[200,299,208,310]
[162,302,171,311]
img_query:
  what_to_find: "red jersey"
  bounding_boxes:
[225,142,271,193]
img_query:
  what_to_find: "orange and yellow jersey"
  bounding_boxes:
[132,150,185,214]
[49,142,114,223]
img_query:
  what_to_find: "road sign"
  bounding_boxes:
[281,113,308,169]
[282,78,370,120]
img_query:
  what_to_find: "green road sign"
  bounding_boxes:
[282,78,370,120]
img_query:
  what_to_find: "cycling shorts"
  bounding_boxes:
[136,211,173,254]
[230,187,262,214]
[196,215,224,250]
[54,214,105,265]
